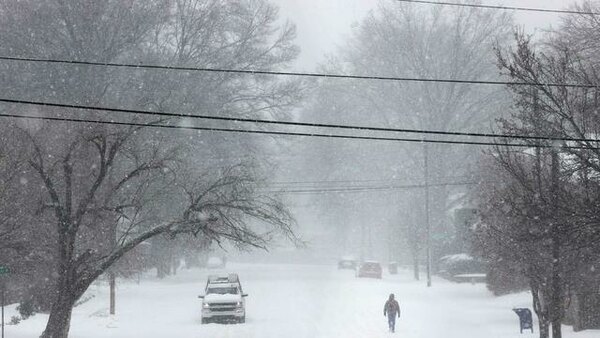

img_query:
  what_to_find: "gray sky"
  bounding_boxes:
[272,0,581,69]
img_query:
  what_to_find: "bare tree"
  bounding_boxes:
[294,0,512,274]
[1,121,298,337]
[478,148,570,338]
[477,11,600,335]
[0,1,303,337]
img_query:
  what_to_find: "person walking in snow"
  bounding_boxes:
[383,293,401,333]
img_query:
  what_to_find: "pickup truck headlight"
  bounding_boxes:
[236,301,243,307]
[203,303,210,309]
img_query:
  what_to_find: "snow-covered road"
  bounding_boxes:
[6,263,599,337]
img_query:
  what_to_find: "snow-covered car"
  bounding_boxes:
[356,261,382,279]
[437,254,486,282]
[199,282,248,324]
[338,257,357,270]
[206,256,226,269]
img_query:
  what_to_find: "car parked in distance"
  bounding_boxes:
[356,261,382,279]
[338,256,357,270]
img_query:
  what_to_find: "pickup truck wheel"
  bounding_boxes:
[239,316,246,324]
[201,318,209,324]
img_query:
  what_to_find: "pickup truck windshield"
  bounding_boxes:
[207,287,239,295]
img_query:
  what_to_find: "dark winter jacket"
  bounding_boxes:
[384,299,400,317]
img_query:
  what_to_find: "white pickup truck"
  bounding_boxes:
[199,275,248,324]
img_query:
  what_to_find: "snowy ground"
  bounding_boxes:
[5,263,599,338]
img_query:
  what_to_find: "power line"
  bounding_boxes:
[0,55,597,89]
[263,181,480,194]
[268,175,473,186]
[269,178,422,185]
[395,0,599,15]
[2,111,597,150]
[267,182,477,192]
[0,111,532,147]
[1,98,599,145]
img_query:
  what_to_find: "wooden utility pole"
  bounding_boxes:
[550,148,563,338]
[424,142,432,287]
[367,223,372,259]
[0,266,9,338]
[110,221,117,315]
[2,279,4,338]
[360,222,365,262]
[109,272,116,315]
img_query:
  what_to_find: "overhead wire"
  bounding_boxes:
[0,3,592,199]
[268,175,473,186]
[395,0,599,15]
[0,112,529,147]
[1,98,599,145]
[0,55,597,89]
[1,5,598,148]
[262,181,480,194]
[1,111,598,150]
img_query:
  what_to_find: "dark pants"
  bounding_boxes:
[387,313,397,332]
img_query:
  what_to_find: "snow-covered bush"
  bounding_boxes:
[16,299,36,320]
[437,254,486,278]
[10,316,21,325]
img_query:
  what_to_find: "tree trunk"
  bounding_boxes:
[408,221,420,281]
[551,320,562,338]
[171,258,178,276]
[532,282,550,338]
[539,321,550,338]
[549,258,563,338]
[40,291,76,338]
[156,262,167,278]
[41,220,77,338]
[549,271,563,338]
[413,250,420,281]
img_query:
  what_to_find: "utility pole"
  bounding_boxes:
[109,272,116,315]
[367,223,372,259]
[550,148,562,338]
[424,142,432,287]
[1,279,4,338]
[360,222,365,262]
[0,266,9,338]
[109,221,117,316]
